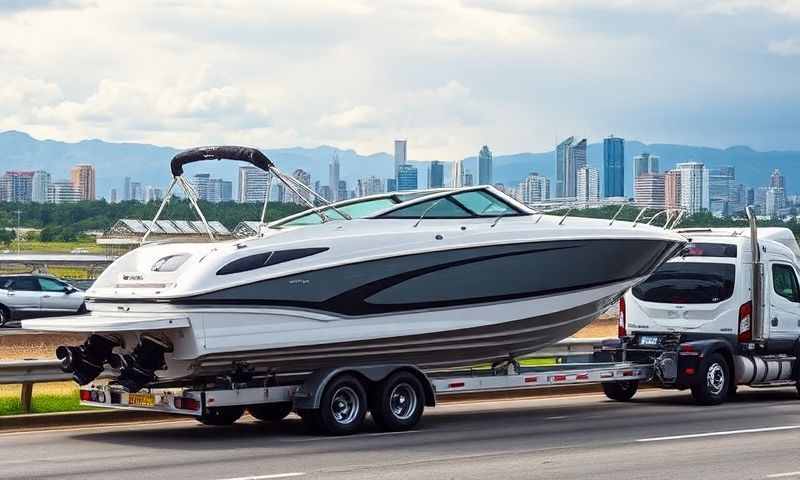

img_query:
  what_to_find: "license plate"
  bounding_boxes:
[639,335,660,346]
[128,393,155,407]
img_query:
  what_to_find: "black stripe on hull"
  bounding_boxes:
[189,293,620,376]
[169,238,682,317]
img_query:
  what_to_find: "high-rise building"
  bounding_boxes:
[397,165,418,191]
[555,136,573,199]
[130,182,144,202]
[386,178,397,192]
[766,187,785,218]
[31,171,50,203]
[428,161,445,188]
[329,153,341,201]
[555,137,586,199]
[123,177,131,201]
[676,162,705,215]
[770,169,786,208]
[478,145,493,186]
[518,172,550,204]
[451,160,464,188]
[357,176,384,197]
[576,166,600,204]
[463,171,474,187]
[394,140,407,178]
[145,186,163,203]
[288,169,312,205]
[110,188,118,203]
[192,173,211,201]
[238,166,270,203]
[0,171,34,202]
[634,173,666,208]
[634,153,660,177]
[664,170,682,209]
[746,187,755,208]
[70,164,95,201]
[47,180,81,204]
[319,185,333,202]
[603,135,624,198]
[337,180,348,203]
[273,184,287,203]
[708,166,735,216]
[206,179,232,203]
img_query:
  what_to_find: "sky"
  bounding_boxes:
[1,0,799,161]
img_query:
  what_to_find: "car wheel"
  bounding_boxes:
[691,353,730,405]
[77,303,88,314]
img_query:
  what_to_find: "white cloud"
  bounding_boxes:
[769,38,800,56]
[319,105,381,129]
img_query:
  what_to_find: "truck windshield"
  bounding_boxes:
[632,262,735,304]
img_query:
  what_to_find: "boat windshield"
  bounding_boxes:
[379,190,521,219]
[276,197,398,227]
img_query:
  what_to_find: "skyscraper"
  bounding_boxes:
[603,135,625,198]
[428,161,444,188]
[70,164,95,201]
[770,169,786,208]
[451,160,464,188]
[0,171,34,202]
[289,169,312,205]
[708,166,735,216]
[238,166,270,203]
[357,176,384,197]
[123,176,131,201]
[397,165,418,191]
[676,162,705,215]
[110,188,117,203]
[192,173,211,201]
[31,171,50,203]
[329,153,341,201]
[47,180,81,204]
[463,171,474,187]
[394,140,407,177]
[478,145,493,186]
[576,166,599,204]
[633,153,659,177]
[634,173,666,208]
[130,182,144,202]
[664,170,682,209]
[337,180,348,203]
[555,137,586,198]
[145,186,164,203]
[518,172,550,204]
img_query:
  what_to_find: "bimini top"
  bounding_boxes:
[170,146,273,177]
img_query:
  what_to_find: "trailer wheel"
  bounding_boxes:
[316,374,367,435]
[249,402,293,422]
[197,406,245,426]
[602,380,638,402]
[371,371,425,431]
[691,353,730,405]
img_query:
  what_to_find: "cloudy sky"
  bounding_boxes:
[1,0,799,160]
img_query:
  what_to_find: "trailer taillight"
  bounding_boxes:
[738,301,753,342]
[618,297,627,338]
[174,397,200,411]
[79,389,91,401]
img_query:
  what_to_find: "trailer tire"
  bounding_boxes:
[197,406,245,426]
[691,353,730,406]
[317,374,367,435]
[0,305,10,327]
[371,371,425,431]
[249,402,293,422]
[602,380,638,402]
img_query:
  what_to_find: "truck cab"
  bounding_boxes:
[615,223,800,404]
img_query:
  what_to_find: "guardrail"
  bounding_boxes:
[0,337,609,413]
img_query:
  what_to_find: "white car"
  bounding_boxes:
[0,275,87,327]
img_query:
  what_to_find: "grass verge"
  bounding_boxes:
[0,382,92,416]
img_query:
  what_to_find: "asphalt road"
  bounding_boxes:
[3,387,800,479]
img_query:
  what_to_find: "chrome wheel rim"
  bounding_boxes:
[707,363,725,396]
[330,386,359,425]
[389,383,418,420]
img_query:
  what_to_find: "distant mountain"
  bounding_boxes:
[2,130,799,198]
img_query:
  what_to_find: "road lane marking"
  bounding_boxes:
[217,474,305,480]
[0,418,192,437]
[767,472,800,479]
[546,416,568,420]
[637,425,800,442]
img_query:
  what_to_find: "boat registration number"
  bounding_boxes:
[639,335,660,346]
[128,393,155,407]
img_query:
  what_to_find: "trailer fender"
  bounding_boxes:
[677,339,735,386]
[292,364,436,410]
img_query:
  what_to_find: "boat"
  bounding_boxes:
[23,146,686,392]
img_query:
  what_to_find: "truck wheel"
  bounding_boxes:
[0,306,9,327]
[691,353,730,405]
[249,402,293,422]
[602,380,638,401]
[371,371,425,431]
[317,374,367,435]
[197,406,245,426]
